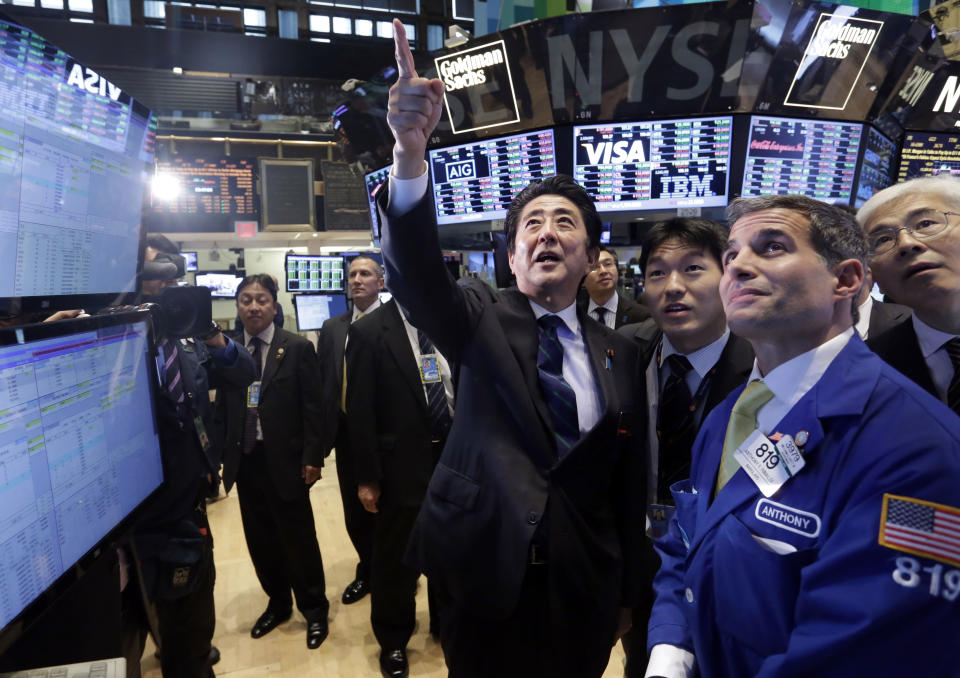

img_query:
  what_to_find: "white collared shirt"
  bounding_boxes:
[529,299,603,436]
[587,292,619,329]
[396,309,455,417]
[855,295,874,340]
[352,298,381,324]
[388,168,430,215]
[659,328,730,397]
[912,315,958,402]
[243,322,275,376]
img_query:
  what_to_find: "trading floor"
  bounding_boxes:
[136,450,626,677]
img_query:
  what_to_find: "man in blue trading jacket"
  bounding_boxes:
[130,235,256,677]
[645,195,960,678]
[378,22,646,677]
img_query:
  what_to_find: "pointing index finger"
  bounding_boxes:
[393,18,417,80]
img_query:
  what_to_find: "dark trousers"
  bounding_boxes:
[370,505,422,650]
[622,530,662,676]
[237,443,329,621]
[334,417,375,582]
[436,564,610,678]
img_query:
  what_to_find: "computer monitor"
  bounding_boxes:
[897,131,960,182]
[572,116,733,212]
[740,115,863,203]
[285,255,345,293]
[853,126,898,209]
[293,294,349,331]
[0,310,164,650]
[181,251,199,273]
[0,18,157,315]
[364,165,391,243]
[146,157,258,233]
[195,270,245,298]
[428,129,557,226]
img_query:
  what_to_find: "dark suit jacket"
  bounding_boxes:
[345,300,440,508]
[866,299,911,340]
[217,327,326,501]
[867,316,938,398]
[317,309,351,454]
[379,189,647,662]
[578,290,652,329]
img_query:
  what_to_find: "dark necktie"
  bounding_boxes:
[656,354,695,503]
[594,307,608,327]
[536,315,580,457]
[416,329,453,440]
[242,337,263,454]
[161,338,185,404]
[943,337,960,414]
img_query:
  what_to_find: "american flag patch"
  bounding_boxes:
[878,494,960,568]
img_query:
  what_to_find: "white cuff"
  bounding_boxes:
[644,644,696,678]
[387,164,429,216]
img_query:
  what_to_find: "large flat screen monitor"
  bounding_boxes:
[897,131,960,182]
[285,254,345,293]
[428,129,557,225]
[147,157,258,233]
[0,310,164,646]
[572,116,733,212]
[293,294,348,331]
[853,126,898,209]
[0,18,157,314]
[740,116,862,203]
[364,165,391,241]
[195,270,245,298]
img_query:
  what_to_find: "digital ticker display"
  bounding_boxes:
[428,129,556,225]
[364,164,391,238]
[572,117,732,212]
[854,127,897,209]
[151,157,257,216]
[741,116,862,203]
[897,131,960,182]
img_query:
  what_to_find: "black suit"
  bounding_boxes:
[867,316,939,398]
[578,290,652,329]
[217,327,329,621]
[379,189,647,677]
[318,309,375,583]
[345,300,445,650]
[865,298,911,340]
[617,321,754,676]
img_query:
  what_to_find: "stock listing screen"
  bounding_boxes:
[365,165,391,238]
[854,127,898,209]
[0,19,156,300]
[741,116,862,203]
[897,131,960,182]
[572,117,732,212]
[428,129,556,225]
[151,157,257,217]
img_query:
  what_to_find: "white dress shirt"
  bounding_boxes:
[397,308,455,417]
[646,327,855,678]
[587,292,619,329]
[530,300,603,437]
[659,329,730,398]
[912,315,958,403]
[855,295,874,339]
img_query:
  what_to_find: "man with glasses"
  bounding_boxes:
[581,246,650,328]
[857,175,960,407]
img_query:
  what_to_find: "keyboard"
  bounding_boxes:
[0,658,125,678]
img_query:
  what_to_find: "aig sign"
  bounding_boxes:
[785,13,883,111]
[434,40,520,135]
[445,159,476,182]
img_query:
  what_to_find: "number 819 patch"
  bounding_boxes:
[892,556,960,602]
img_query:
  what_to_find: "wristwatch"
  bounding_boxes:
[197,320,222,341]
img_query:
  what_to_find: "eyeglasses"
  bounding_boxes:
[867,210,959,257]
[591,260,618,272]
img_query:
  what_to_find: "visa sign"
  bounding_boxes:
[66,62,122,101]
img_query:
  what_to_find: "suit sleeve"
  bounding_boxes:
[207,336,256,390]
[298,339,325,468]
[379,186,488,363]
[344,321,381,485]
[315,323,339,457]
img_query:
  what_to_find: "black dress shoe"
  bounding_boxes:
[209,645,220,666]
[306,620,328,649]
[250,608,291,639]
[379,648,408,678]
[341,578,369,604]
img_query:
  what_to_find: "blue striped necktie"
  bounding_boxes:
[416,329,453,439]
[536,315,580,456]
[161,338,185,404]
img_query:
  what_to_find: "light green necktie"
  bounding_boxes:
[714,379,775,497]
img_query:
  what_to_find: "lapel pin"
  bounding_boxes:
[605,348,614,371]
[276,347,285,359]
[795,430,809,446]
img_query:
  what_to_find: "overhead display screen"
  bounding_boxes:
[572,117,733,212]
[428,129,557,225]
[285,254,345,293]
[0,18,156,302]
[897,131,960,181]
[741,116,862,203]
[854,126,898,209]
[151,157,257,217]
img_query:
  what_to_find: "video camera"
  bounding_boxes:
[139,252,215,339]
